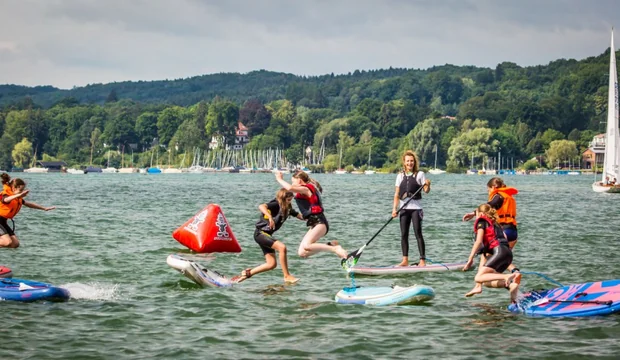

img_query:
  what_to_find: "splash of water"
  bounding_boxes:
[61,282,122,301]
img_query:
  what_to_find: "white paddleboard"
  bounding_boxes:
[348,261,469,276]
[335,285,435,306]
[166,254,233,288]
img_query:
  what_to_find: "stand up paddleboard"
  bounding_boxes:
[166,254,233,288]
[0,266,12,278]
[348,261,469,276]
[509,279,620,317]
[0,278,70,302]
[335,285,435,306]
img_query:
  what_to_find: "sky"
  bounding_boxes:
[1,0,619,89]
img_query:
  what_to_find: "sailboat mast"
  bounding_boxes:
[603,28,620,182]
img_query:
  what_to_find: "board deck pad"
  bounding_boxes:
[335,285,435,306]
[509,279,620,317]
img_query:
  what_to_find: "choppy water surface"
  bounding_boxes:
[1,172,619,359]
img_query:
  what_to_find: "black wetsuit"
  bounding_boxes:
[254,199,298,255]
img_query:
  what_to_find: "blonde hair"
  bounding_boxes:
[276,188,294,219]
[401,150,419,173]
[476,204,498,223]
[292,170,323,193]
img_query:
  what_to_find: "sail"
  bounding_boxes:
[603,29,620,182]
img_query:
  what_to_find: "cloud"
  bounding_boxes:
[0,0,619,89]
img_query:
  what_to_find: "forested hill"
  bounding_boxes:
[0,48,615,172]
[0,48,610,112]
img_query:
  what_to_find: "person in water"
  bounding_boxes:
[392,150,431,267]
[0,173,56,248]
[463,204,521,303]
[233,189,303,284]
[275,170,348,259]
[462,177,520,296]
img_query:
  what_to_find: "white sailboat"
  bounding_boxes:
[102,150,118,173]
[428,144,446,175]
[364,146,376,174]
[334,145,347,174]
[593,29,620,193]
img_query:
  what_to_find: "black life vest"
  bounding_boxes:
[398,171,422,200]
[295,183,323,219]
[255,200,289,234]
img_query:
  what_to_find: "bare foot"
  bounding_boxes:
[396,261,409,267]
[231,269,252,283]
[327,240,339,247]
[465,284,483,297]
[418,259,426,267]
[334,245,348,259]
[505,272,522,287]
[506,273,522,302]
[284,275,300,284]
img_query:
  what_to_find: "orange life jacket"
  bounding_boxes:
[0,186,23,219]
[488,187,518,226]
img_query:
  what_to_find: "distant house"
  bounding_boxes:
[208,134,223,150]
[233,122,250,150]
[38,161,67,172]
[582,134,605,170]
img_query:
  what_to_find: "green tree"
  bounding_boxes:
[205,100,239,147]
[12,138,33,168]
[545,140,578,168]
[135,112,158,149]
[447,127,498,169]
[158,106,187,146]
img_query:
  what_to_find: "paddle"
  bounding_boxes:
[341,185,425,269]
[532,298,612,306]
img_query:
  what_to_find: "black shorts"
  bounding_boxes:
[0,217,15,237]
[484,245,513,273]
[306,213,329,235]
[254,229,276,255]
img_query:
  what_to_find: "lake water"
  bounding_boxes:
[1,172,619,359]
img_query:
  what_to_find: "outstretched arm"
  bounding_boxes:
[275,172,311,196]
[23,201,55,211]
[463,229,483,271]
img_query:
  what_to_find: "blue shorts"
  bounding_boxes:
[501,225,518,242]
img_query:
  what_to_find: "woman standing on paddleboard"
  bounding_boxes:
[0,173,56,248]
[275,170,348,259]
[463,204,521,303]
[392,150,431,267]
[233,189,303,284]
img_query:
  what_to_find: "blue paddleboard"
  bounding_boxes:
[509,279,620,317]
[0,278,70,302]
[335,285,434,306]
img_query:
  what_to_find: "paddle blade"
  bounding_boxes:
[341,246,365,271]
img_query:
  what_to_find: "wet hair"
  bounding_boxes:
[476,204,499,223]
[1,173,25,188]
[401,150,419,173]
[276,188,294,219]
[487,177,506,189]
[292,170,323,193]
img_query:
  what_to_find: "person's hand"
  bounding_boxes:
[425,179,431,186]
[391,209,398,218]
[45,206,56,211]
[463,258,474,271]
[275,171,283,180]
[18,189,30,198]
[462,212,474,222]
[268,217,275,229]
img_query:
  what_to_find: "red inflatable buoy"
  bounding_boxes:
[0,266,13,278]
[172,204,242,253]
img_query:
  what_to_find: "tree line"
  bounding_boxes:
[0,48,615,172]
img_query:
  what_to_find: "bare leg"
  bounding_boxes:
[298,224,347,258]
[465,255,486,297]
[0,234,18,248]
[271,241,299,283]
[506,239,518,272]
[236,254,277,283]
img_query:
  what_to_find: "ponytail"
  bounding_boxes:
[1,173,10,185]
